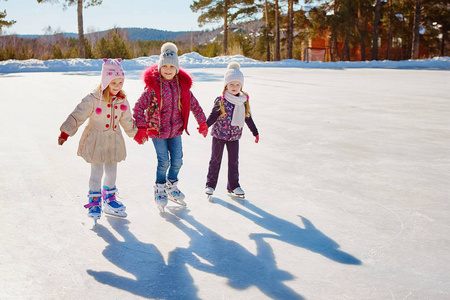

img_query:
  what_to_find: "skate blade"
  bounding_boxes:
[168,198,187,206]
[228,193,245,200]
[103,210,127,218]
[207,195,212,202]
[88,214,101,225]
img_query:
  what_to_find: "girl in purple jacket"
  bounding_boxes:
[205,62,259,199]
[133,43,208,212]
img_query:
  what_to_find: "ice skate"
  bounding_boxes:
[84,190,102,224]
[154,183,168,212]
[166,180,186,206]
[205,186,214,201]
[228,187,245,200]
[101,186,127,218]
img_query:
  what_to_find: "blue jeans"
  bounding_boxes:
[152,135,183,184]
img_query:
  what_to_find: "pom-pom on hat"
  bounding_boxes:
[158,42,179,74]
[224,61,244,88]
[96,58,125,115]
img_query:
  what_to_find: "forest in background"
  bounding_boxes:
[0,0,449,62]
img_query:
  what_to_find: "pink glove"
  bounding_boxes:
[134,128,148,145]
[255,135,259,143]
[197,122,208,138]
[58,132,69,145]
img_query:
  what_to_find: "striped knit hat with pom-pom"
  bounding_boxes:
[224,61,244,88]
[158,42,179,73]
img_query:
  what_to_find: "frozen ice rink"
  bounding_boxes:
[1,65,449,299]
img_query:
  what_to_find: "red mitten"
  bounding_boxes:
[134,128,148,145]
[58,132,69,145]
[255,135,259,143]
[197,122,208,138]
[147,128,158,139]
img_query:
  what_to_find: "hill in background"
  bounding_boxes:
[6,27,218,43]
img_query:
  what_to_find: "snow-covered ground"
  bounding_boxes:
[1,55,450,299]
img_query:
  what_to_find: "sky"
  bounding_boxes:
[1,0,311,36]
[0,0,215,35]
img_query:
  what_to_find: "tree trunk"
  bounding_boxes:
[441,25,447,56]
[275,0,280,61]
[357,2,367,61]
[77,0,85,58]
[371,0,381,60]
[223,0,229,55]
[330,0,339,61]
[264,0,270,61]
[386,0,393,60]
[411,0,421,59]
[286,0,293,59]
[343,26,350,61]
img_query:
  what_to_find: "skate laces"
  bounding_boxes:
[154,184,167,200]
[167,181,182,196]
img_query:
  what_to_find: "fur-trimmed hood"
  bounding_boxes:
[142,64,193,91]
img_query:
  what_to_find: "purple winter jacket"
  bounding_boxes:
[206,96,259,142]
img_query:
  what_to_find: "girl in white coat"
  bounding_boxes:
[58,58,138,223]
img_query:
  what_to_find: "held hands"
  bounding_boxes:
[134,128,148,145]
[146,128,158,139]
[58,132,69,146]
[255,135,259,143]
[197,122,208,138]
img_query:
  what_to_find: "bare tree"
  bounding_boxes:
[37,0,102,58]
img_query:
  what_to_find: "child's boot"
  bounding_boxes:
[84,190,102,224]
[154,183,168,212]
[166,179,186,206]
[228,187,245,199]
[101,186,127,218]
[205,187,214,195]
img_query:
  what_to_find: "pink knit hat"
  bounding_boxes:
[95,58,125,115]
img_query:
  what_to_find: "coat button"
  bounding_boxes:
[115,116,117,119]
[115,106,118,109]
[107,104,111,108]
[107,114,110,118]
[105,124,109,128]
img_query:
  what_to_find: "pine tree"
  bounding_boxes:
[190,0,257,55]
[0,9,16,30]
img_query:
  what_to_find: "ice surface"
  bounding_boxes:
[1,57,449,299]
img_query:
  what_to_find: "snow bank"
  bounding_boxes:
[0,53,449,73]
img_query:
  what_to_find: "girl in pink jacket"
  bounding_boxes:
[133,43,208,212]
[58,59,138,224]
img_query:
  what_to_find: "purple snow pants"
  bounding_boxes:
[206,137,240,191]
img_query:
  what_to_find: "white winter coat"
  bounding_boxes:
[60,92,137,164]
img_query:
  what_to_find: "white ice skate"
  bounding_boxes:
[101,186,127,218]
[166,180,186,206]
[154,183,168,213]
[228,187,245,200]
[205,186,214,201]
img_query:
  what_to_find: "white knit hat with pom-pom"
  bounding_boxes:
[224,61,244,88]
[158,42,179,73]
